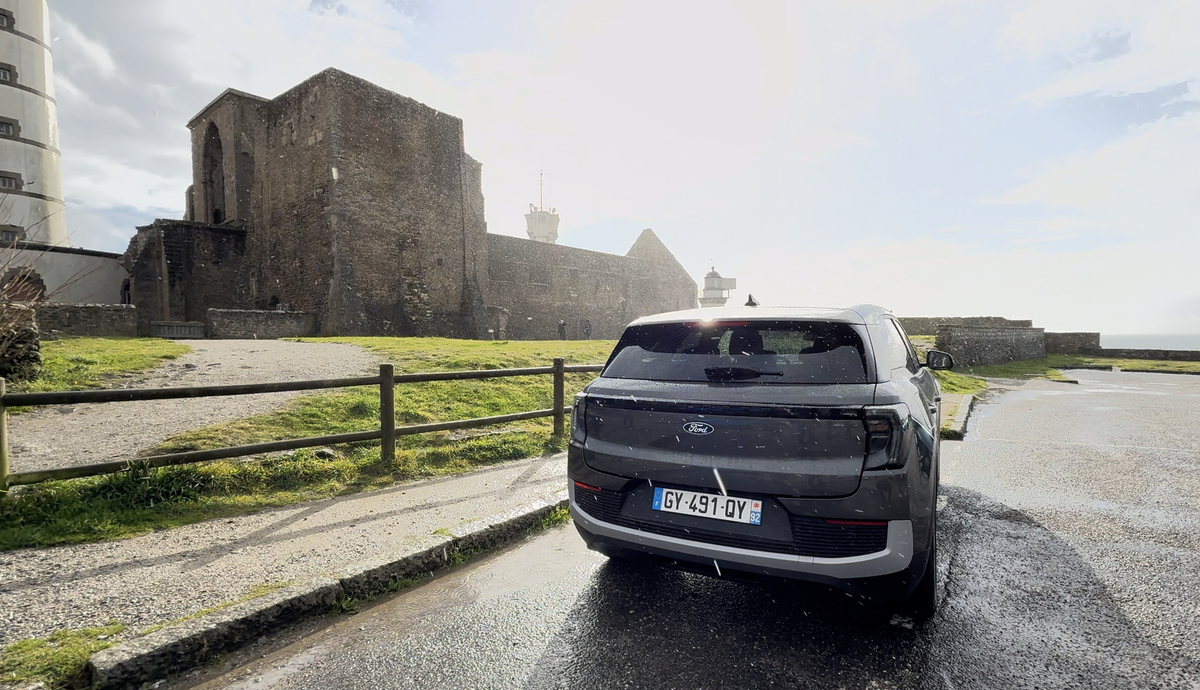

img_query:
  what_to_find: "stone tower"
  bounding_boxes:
[0,0,65,246]
[699,266,737,307]
[524,172,559,243]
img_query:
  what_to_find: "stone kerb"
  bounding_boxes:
[936,325,1045,367]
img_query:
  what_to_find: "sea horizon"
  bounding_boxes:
[1100,334,1200,351]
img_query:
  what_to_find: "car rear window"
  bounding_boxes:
[602,320,868,384]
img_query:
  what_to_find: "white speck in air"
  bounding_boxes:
[713,560,722,577]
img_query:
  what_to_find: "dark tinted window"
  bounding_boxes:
[603,320,868,384]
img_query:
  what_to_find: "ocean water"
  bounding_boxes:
[1101,334,1200,351]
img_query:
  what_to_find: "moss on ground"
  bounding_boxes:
[0,622,125,689]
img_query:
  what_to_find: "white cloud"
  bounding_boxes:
[50,13,120,81]
[43,0,1200,332]
[996,111,1200,240]
[739,234,1200,334]
[1002,0,1200,102]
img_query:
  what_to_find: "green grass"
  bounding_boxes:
[945,355,1200,382]
[1046,353,1200,375]
[932,369,988,395]
[0,579,291,689]
[910,337,989,394]
[21,337,191,393]
[534,504,571,531]
[0,338,611,551]
[0,622,125,689]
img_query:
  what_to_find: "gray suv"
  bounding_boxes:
[567,305,954,617]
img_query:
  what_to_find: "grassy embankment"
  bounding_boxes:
[0,338,611,552]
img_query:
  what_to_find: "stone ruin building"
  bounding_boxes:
[121,68,697,340]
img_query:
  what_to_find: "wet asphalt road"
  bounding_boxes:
[187,370,1200,690]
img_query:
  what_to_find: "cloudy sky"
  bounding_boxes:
[48,0,1199,334]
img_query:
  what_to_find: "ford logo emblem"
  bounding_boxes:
[683,422,715,435]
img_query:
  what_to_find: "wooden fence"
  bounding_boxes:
[0,359,605,491]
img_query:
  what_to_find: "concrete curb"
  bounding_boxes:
[85,491,569,690]
[941,394,975,441]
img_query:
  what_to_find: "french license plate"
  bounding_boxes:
[652,487,762,525]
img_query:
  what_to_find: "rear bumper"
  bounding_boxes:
[569,483,914,584]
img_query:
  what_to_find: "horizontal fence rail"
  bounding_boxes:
[2,364,605,408]
[0,360,605,491]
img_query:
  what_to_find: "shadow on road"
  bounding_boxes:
[523,486,1200,690]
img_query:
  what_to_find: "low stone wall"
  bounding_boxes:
[901,316,1033,336]
[207,309,317,339]
[1045,332,1101,355]
[1097,348,1200,362]
[34,304,138,339]
[0,303,41,381]
[936,325,1045,366]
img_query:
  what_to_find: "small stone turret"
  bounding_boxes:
[524,171,559,243]
[525,204,559,243]
[699,267,736,307]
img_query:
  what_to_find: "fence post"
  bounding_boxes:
[0,378,8,494]
[552,358,565,438]
[379,364,395,463]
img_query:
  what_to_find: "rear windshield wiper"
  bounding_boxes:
[704,366,784,381]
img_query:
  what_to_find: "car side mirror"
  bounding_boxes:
[925,350,954,370]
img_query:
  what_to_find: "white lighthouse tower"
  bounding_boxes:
[0,0,65,246]
[699,266,737,307]
[524,171,559,243]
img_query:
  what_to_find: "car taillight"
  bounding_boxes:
[571,393,587,443]
[863,404,908,470]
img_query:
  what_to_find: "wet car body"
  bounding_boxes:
[567,305,953,613]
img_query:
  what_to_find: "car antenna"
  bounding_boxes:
[745,294,759,307]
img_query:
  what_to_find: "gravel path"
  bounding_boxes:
[8,340,384,473]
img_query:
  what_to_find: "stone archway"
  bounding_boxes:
[203,122,226,224]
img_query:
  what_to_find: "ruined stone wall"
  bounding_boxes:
[35,303,137,338]
[189,91,267,226]
[327,71,488,338]
[123,220,248,336]
[206,309,317,339]
[1045,332,1102,354]
[901,316,1033,336]
[245,76,340,330]
[486,233,695,341]
[935,325,1045,366]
